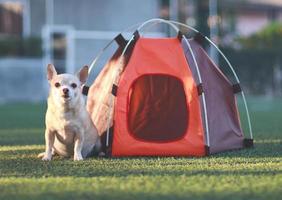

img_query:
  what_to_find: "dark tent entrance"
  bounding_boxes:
[85,19,254,157]
[128,74,189,143]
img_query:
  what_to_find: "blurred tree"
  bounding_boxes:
[196,0,210,36]
[238,22,282,50]
[0,36,42,57]
[222,22,282,96]
[240,22,282,95]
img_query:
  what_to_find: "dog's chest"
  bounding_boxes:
[55,119,81,144]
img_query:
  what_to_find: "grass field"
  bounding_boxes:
[0,97,281,200]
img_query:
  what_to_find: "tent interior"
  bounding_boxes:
[128,74,188,142]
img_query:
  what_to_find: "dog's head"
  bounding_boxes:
[47,64,88,107]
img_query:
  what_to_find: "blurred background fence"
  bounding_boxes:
[0,0,281,102]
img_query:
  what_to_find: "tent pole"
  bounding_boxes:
[88,22,144,76]
[241,91,253,139]
[105,34,135,147]
[137,18,179,32]
[88,39,115,75]
[89,19,178,76]
[141,21,167,36]
[183,36,211,147]
[168,20,200,33]
[204,37,253,140]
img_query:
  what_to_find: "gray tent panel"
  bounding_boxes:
[182,39,244,154]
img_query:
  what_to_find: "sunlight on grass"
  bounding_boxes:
[0,145,43,151]
[0,98,281,200]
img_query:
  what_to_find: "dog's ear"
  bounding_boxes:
[47,64,57,81]
[78,65,89,84]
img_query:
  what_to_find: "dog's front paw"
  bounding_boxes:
[42,154,52,161]
[74,154,83,161]
[37,152,45,158]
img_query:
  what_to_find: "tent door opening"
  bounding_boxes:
[128,74,189,142]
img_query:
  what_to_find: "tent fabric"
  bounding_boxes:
[112,37,205,156]
[86,32,247,157]
[87,38,136,136]
[182,39,244,154]
[87,48,123,136]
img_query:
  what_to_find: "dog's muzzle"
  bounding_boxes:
[62,88,70,99]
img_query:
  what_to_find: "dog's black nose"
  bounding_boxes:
[63,88,69,94]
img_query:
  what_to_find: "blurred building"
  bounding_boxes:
[176,0,282,45]
[0,0,162,102]
[0,0,281,102]
[220,0,282,46]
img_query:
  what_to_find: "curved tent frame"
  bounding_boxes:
[87,18,253,149]
[169,20,253,140]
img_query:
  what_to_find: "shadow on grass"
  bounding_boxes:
[212,140,282,158]
[1,189,280,200]
[0,145,281,178]
[0,139,280,158]
[1,157,280,178]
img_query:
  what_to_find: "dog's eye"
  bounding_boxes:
[54,82,60,88]
[71,83,77,88]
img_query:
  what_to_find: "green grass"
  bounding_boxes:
[0,97,281,200]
